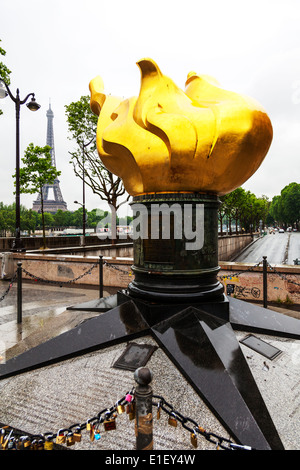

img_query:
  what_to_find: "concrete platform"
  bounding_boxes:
[0,280,299,452]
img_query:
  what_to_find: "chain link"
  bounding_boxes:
[22,264,97,287]
[218,261,263,281]
[103,260,132,275]
[152,395,251,450]
[267,262,300,288]
[0,271,17,302]
[219,258,300,289]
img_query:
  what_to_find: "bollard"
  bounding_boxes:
[263,256,268,309]
[134,367,153,450]
[17,262,22,323]
[99,255,103,298]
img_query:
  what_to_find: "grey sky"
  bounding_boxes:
[0,0,299,217]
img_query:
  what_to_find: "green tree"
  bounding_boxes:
[20,207,37,235]
[0,39,11,116]
[16,143,61,249]
[280,182,300,226]
[87,208,105,231]
[0,202,15,235]
[65,95,128,216]
[269,183,300,228]
[52,209,73,228]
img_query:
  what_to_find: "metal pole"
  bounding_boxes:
[13,91,22,252]
[134,367,153,450]
[17,262,22,323]
[99,255,103,298]
[263,256,268,309]
[82,143,86,244]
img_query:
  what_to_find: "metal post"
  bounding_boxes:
[263,256,268,309]
[17,262,22,323]
[134,367,153,450]
[99,255,103,298]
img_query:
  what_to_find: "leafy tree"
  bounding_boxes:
[20,207,36,235]
[65,95,128,216]
[0,202,15,235]
[220,188,270,234]
[0,39,11,116]
[269,182,300,227]
[87,208,105,231]
[280,182,300,226]
[53,209,73,228]
[15,143,61,248]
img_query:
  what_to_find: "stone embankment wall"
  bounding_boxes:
[1,252,300,306]
[0,233,253,260]
[218,234,253,261]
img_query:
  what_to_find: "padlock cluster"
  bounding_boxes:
[1,389,252,451]
[0,391,135,451]
[0,426,58,450]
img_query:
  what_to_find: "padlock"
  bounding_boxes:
[125,393,133,402]
[117,403,125,414]
[168,412,177,427]
[66,432,75,447]
[73,426,82,443]
[20,436,32,450]
[89,424,95,442]
[7,437,16,450]
[31,438,38,450]
[56,429,66,444]
[37,438,45,450]
[86,419,93,432]
[44,436,54,450]
[104,415,117,431]
[157,401,161,420]
[190,432,198,448]
[0,427,6,445]
[126,401,135,420]
[94,423,101,441]
[2,429,13,450]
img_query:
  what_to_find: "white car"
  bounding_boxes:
[279,229,284,233]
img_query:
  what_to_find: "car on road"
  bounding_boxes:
[279,228,284,233]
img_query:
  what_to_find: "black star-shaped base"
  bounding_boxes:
[1,291,300,450]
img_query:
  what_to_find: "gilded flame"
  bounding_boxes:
[89,58,273,196]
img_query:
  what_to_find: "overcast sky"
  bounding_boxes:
[0,0,299,216]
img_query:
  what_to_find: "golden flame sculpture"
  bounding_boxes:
[89,58,272,196]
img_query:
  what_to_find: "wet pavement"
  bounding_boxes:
[0,280,299,453]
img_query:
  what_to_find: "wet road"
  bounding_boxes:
[235,231,300,265]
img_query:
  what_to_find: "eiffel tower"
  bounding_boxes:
[32,103,67,213]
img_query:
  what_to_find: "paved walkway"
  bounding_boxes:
[0,280,299,452]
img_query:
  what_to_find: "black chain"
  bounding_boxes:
[103,260,132,275]
[267,262,300,287]
[22,264,97,287]
[0,271,17,302]
[218,261,263,281]
[152,395,252,450]
[0,388,253,451]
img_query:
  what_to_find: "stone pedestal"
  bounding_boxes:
[128,193,224,304]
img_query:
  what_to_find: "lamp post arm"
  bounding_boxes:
[0,79,16,103]
[20,92,35,105]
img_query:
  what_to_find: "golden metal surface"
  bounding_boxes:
[89,59,272,196]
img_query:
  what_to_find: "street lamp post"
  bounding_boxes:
[0,80,40,251]
[74,138,94,246]
[74,200,87,242]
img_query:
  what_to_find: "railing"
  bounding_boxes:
[1,256,299,325]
